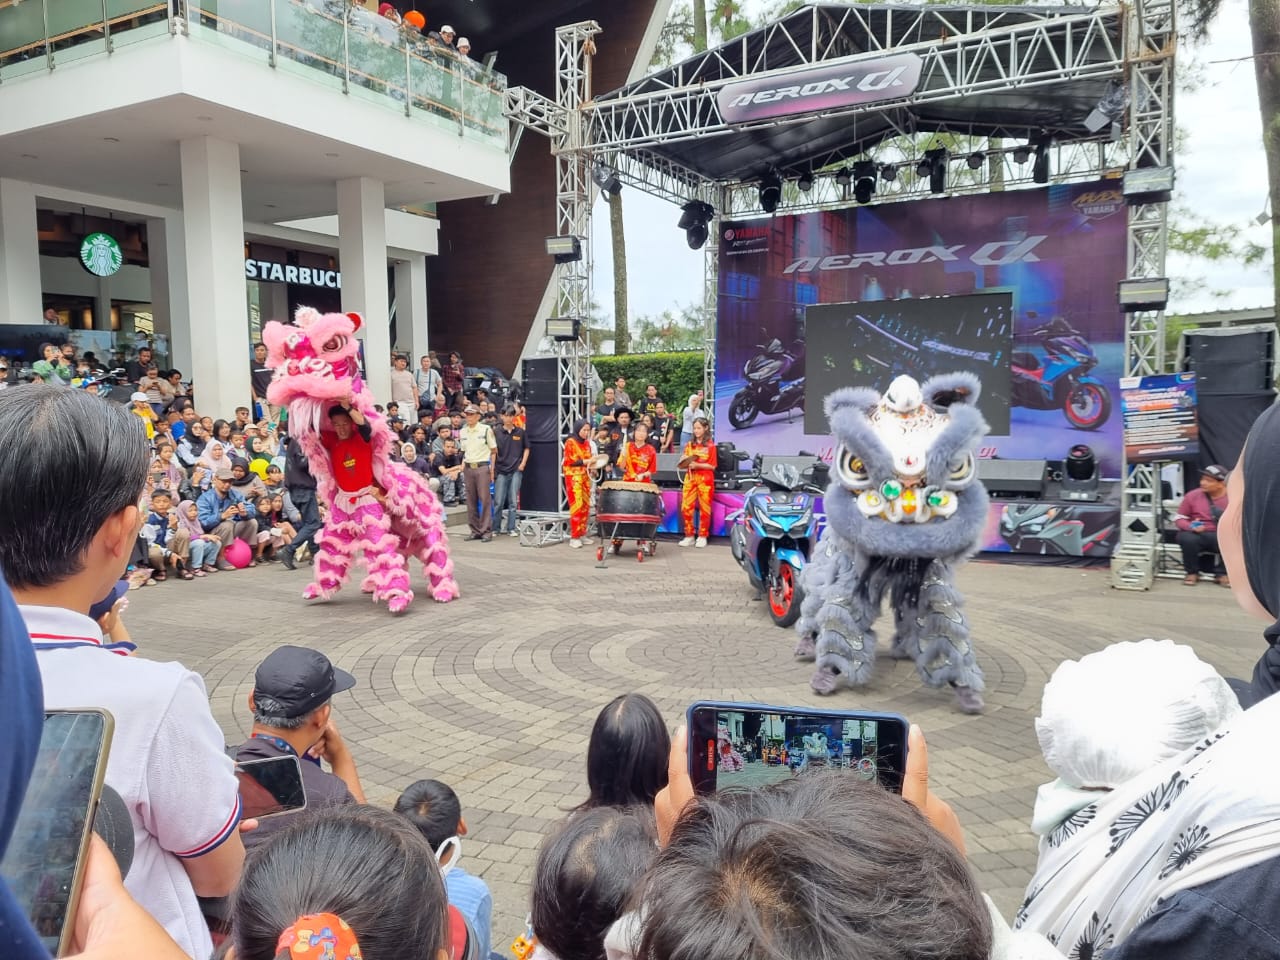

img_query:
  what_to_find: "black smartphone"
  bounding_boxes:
[0,709,114,956]
[687,701,909,794]
[235,756,307,820]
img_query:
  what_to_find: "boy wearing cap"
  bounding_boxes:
[235,645,366,850]
[1175,464,1231,586]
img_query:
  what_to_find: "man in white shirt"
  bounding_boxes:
[0,385,245,960]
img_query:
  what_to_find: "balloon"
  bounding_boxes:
[249,458,269,479]
[224,538,253,569]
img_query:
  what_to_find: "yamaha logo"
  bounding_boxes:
[724,228,736,241]
[1072,189,1123,221]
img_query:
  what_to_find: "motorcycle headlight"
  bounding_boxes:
[751,501,783,533]
[797,504,814,529]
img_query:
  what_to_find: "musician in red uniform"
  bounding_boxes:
[679,416,717,548]
[562,418,594,549]
[609,421,660,555]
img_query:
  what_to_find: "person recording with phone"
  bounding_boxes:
[1174,464,1230,587]
[0,386,246,960]
[234,645,367,851]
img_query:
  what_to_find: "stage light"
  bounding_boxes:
[966,151,985,170]
[853,160,877,204]
[544,235,583,263]
[797,172,814,193]
[1061,444,1100,501]
[1122,166,1175,205]
[1117,277,1169,312]
[677,200,714,250]
[1085,81,1129,135]
[915,158,931,177]
[880,163,897,182]
[1033,138,1050,184]
[923,147,948,193]
[591,163,622,197]
[1013,144,1031,164]
[545,317,582,341]
[835,167,852,187]
[758,172,782,214]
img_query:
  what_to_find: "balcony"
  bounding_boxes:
[0,0,508,150]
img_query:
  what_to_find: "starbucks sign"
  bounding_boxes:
[80,232,124,277]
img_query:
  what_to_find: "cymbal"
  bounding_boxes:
[677,454,696,468]
[587,454,612,470]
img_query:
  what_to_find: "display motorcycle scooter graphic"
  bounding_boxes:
[728,333,806,429]
[1010,316,1112,430]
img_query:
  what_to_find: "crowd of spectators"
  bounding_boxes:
[5,354,1280,960]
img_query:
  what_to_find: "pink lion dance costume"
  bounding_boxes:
[262,308,459,613]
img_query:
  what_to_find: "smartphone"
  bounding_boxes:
[0,709,114,956]
[236,755,307,820]
[687,701,909,795]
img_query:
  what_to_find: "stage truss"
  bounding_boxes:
[506,1,1174,575]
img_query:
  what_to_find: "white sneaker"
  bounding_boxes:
[570,538,583,549]
[695,537,708,548]
[509,529,519,537]
[678,537,694,547]
[581,536,595,545]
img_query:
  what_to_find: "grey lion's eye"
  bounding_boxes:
[947,454,975,484]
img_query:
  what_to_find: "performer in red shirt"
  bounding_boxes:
[562,419,594,549]
[323,403,377,492]
[618,421,657,482]
[679,416,717,548]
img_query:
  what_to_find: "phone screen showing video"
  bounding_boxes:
[688,704,908,795]
[236,756,307,820]
[0,712,109,953]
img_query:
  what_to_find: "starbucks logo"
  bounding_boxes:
[80,233,123,277]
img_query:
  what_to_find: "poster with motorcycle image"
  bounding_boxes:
[715,179,1127,477]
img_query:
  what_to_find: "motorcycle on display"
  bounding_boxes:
[728,457,826,627]
[1010,316,1112,430]
[999,503,1117,556]
[727,334,805,429]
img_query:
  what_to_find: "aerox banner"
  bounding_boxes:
[716,52,923,124]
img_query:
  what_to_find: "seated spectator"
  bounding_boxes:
[212,417,234,445]
[0,385,246,959]
[138,364,171,414]
[177,499,220,576]
[230,806,448,960]
[179,462,213,503]
[230,456,269,501]
[574,693,669,813]
[402,441,431,476]
[264,461,287,493]
[198,439,233,476]
[129,391,157,440]
[1030,639,1238,846]
[227,429,250,461]
[431,417,454,458]
[255,494,297,562]
[432,437,464,505]
[395,779,494,959]
[245,434,275,476]
[196,467,259,570]
[155,441,185,488]
[1174,464,1230,586]
[530,806,657,960]
[141,489,195,581]
[177,420,209,467]
[235,645,366,851]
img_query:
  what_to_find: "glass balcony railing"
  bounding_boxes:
[0,0,508,149]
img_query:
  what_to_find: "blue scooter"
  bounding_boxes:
[728,456,826,627]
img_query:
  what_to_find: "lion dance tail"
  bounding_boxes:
[385,466,460,603]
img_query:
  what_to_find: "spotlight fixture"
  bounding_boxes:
[835,167,853,187]
[545,317,582,341]
[880,163,898,183]
[677,200,715,251]
[544,235,583,264]
[1013,144,1031,164]
[853,160,877,204]
[1122,166,1175,205]
[1085,81,1129,135]
[758,171,782,214]
[1061,444,1100,501]
[966,151,985,170]
[797,172,814,193]
[1032,136,1051,184]
[915,157,931,177]
[591,163,622,197]
[923,147,948,194]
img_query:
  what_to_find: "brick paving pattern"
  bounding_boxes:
[127,537,1263,948]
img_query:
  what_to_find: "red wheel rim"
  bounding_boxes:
[769,564,794,617]
[1067,385,1103,426]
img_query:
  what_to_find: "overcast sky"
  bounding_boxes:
[590,1,1272,324]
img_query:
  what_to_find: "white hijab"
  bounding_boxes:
[1015,691,1280,953]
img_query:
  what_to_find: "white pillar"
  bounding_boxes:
[180,137,249,418]
[394,256,429,362]
[0,178,42,325]
[337,177,391,404]
[148,215,193,373]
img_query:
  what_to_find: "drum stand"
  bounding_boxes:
[516,512,571,547]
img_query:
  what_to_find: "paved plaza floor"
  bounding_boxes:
[128,535,1264,947]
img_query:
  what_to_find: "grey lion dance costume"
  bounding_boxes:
[795,373,989,714]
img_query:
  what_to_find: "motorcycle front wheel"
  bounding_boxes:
[728,392,759,429]
[767,560,804,627]
[1064,382,1111,431]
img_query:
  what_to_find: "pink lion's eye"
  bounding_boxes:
[322,336,347,353]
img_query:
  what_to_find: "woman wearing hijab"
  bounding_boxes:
[229,456,269,502]
[177,500,220,576]
[176,421,208,468]
[679,391,708,450]
[197,441,232,477]
[1016,404,1280,959]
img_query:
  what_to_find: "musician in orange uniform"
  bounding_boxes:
[619,421,657,482]
[563,418,595,549]
[679,415,717,548]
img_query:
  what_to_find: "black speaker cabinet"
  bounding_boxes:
[976,458,1047,498]
[522,358,558,404]
[1180,324,1277,395]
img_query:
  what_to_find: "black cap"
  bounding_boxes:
[1200,464,1228,482]
[253,645,356,719]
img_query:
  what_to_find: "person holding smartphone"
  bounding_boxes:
[1174,464,1230,587]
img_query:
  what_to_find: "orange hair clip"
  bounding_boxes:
[277,913,363,960]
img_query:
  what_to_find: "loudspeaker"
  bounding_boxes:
[524,402,559,445]
[654,453,683,487]
[522,441,561,513]
[1179,325,1277,395]
[522,358,558,404]
[976,459,1046,498]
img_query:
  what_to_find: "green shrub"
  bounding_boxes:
[591,351,705,409]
